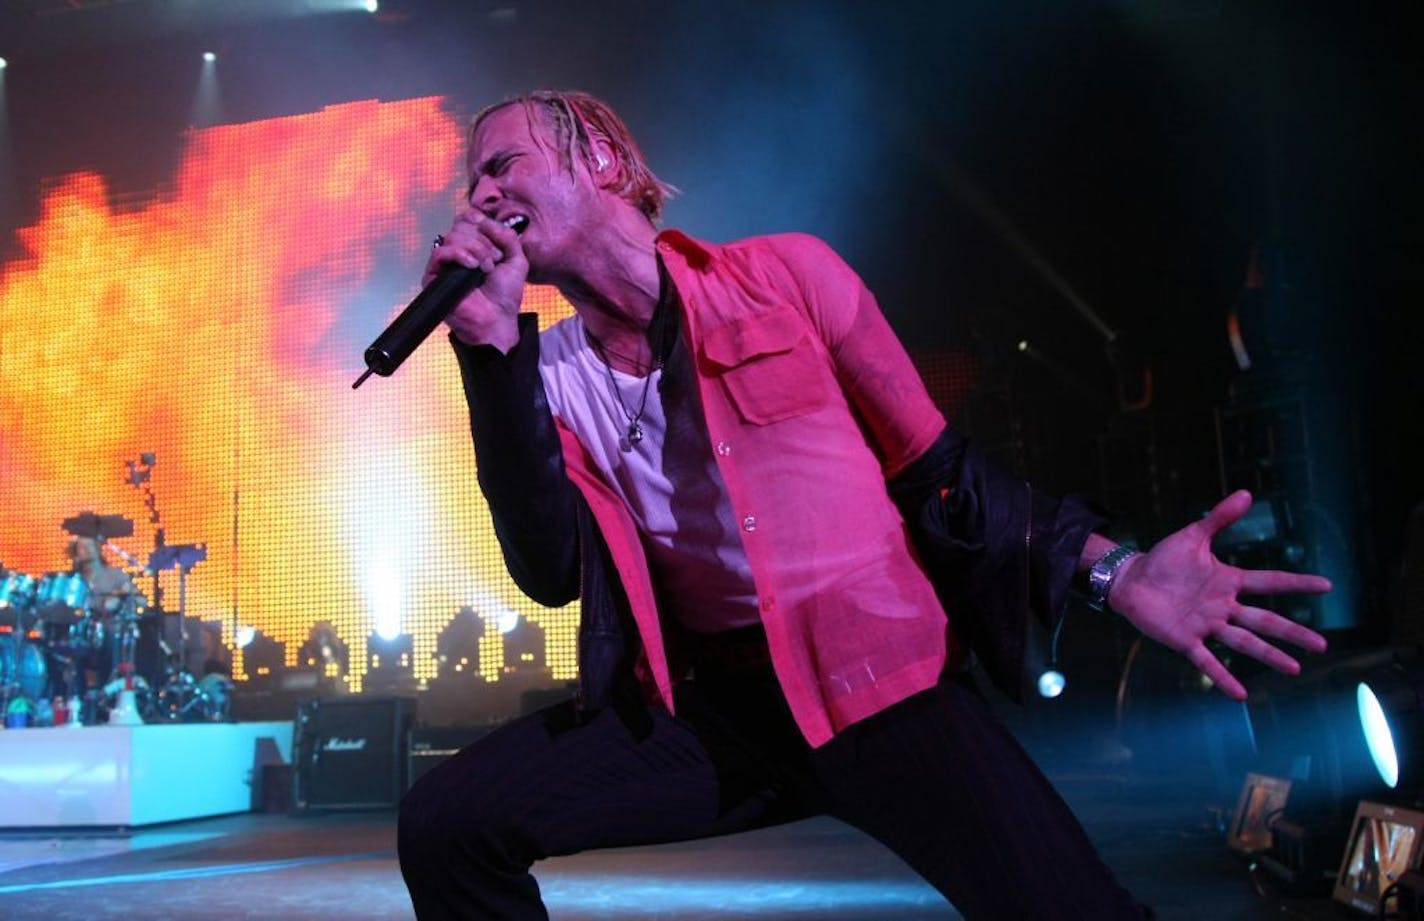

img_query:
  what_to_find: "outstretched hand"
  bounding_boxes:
[1107,489,1330,700]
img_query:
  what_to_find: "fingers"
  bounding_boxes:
[1239,569,1332,597]
[1187,643,1247,701]
[1230,605,1329,653]
[1216,624,1301,675]
[1190,608,1324,701]
[1199,489,1254,537]
[424,213,522,284]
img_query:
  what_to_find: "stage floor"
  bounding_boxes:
[0,772,1346,920]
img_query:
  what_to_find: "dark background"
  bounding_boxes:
[1,0,1417,701]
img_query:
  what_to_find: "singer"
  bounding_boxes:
[395,90,1331,919]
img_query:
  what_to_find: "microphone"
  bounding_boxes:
[353,216,527,389]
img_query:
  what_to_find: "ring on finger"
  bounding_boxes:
[431,234,445,250]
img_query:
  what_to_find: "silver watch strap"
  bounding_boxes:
[1086,545,1138,611]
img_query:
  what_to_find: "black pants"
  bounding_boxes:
[398,668,1145,920]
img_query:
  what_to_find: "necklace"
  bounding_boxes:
[585,261,674,450]
[587,330,660,447]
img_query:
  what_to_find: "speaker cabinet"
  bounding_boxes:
[292,696,415,811]
[406,724,493,791]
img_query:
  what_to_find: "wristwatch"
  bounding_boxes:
[1085,545,1139,612]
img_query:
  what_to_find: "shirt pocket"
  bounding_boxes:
[700,309,829,425]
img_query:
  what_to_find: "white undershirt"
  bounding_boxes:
[538,315,760,634]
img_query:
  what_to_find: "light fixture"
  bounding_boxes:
[1037,669,1066,699]
[364,0,379,12]
[1356,660,1424,790]
[203,51,217,63]
[1036,617,1066,699]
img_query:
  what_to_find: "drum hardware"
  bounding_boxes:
[106,663,146,726]
[0,586,48,713]
[123,453,166,611]
[148,543,209,721]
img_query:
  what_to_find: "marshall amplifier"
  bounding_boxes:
[292,696,415,811]
[407,724,494,791]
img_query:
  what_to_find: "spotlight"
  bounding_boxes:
[241,628,287,689]
[364,0,379,12]
[0,58,7,70]
[1037,669,1066,699]
[235,625,256,648]
[202,51,217,63]
[1355,656,1424,790]
[1358,683,1399,788]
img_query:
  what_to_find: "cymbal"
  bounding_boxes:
[61,512,135,540]
[149,543,207,572]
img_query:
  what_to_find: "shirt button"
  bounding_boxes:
[742,515,757,532]
[715,441,732,456]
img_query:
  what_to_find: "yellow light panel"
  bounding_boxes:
[0,98,579,694]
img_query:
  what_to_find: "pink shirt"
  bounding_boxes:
[551,230,960,747]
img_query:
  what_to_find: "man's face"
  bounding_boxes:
[73,538,98,565]
[465,104,600,278]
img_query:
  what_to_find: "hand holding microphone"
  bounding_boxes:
[353,212,529,389]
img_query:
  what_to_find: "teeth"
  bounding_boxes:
[503,215,529,233]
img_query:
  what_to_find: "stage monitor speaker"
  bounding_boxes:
[293,696,415,811]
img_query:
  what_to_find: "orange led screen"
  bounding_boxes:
[0,97,578,690]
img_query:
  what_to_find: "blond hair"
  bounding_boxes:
[470,90,677,221]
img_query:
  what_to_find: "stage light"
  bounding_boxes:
[471,591,519,634]
[1332,800,1424,914]
[235,624,256,648]
[364,0,379,12]
[1037,669,1065,699]
[0,58,7,70]
[1355,656,1424,791]
[1227,772,1291,855]
[370,559,402,641]
[1358,683,1399,788]
[202,51,216,63]
[1035,617,1066,699]
[240,628,287,688]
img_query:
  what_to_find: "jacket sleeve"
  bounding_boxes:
[887,426,1107,701]
[450,314,580,607]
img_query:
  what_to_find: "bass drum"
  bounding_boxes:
[41,614,104,660]
[0,638,48,700]
[197,673,234,721]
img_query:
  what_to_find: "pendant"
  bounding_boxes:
[626,422,644,445]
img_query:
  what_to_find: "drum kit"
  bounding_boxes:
[0,511,232,726]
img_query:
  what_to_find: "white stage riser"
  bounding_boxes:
[0,721,292,827]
